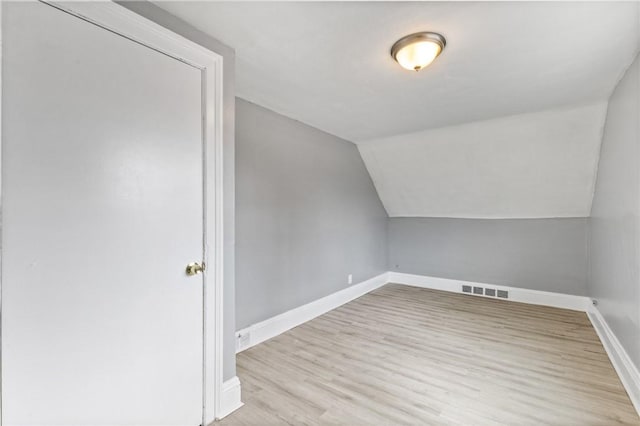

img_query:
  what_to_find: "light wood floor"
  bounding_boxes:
[220,284,640,425]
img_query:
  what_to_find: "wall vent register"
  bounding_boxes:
[460,284,508,300]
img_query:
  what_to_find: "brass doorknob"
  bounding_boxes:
[186,262,205,276]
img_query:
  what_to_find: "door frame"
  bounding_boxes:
[0,1,226,424]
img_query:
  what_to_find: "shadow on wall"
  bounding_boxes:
[235,98,388,329]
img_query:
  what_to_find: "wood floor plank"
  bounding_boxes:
[219,284,640,425]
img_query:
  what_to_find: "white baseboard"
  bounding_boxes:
[235,272,389,353]
[387,272,591,312]
[236,271,589,354]
[587,306,640,416]
[217,376,243,420]
[234,271,639,417]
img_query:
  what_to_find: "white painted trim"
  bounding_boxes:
[234,271,640,417]
[236,272,588,354]
[217,376,244,420]
[0,2,227,424]
[387,272,591,312]
[50,2,216,69]
[235,273,389,353]
[0,2,4,422]
[587,306,640,416]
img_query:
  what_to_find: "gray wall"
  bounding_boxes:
[117,2,238,381]
[236,99,388,329]
[389,218,589,295]
[589,53,640,370]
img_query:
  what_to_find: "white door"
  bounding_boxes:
[2,2,205,425]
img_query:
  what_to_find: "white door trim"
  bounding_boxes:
[0,2,226,424]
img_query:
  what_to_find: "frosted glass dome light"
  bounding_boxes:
[391,32,446,72]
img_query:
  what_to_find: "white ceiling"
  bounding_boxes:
[155,1,638,142]
[359,102,608,218]
[154,1,638,219]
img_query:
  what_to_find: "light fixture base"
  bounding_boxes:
[391,31,446,71]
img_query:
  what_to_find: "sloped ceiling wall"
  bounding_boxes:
[155,1,638,142]
[153,1,638,220]
[358,102,608,218]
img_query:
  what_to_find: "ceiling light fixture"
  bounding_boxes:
[391,32,446,72]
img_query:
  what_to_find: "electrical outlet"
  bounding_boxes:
[347,274,353,284]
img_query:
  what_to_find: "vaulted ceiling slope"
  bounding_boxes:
[154,1,638,219]
[359,102,607,218]
[156,1,637,142]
